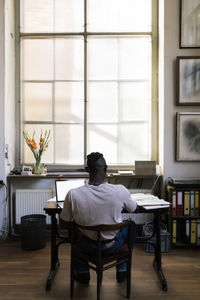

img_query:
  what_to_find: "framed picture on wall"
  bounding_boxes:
[176,112,200,161]
[177,56,200,105]
[180,0,200,48]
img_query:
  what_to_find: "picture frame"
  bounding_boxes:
[176,112,200,161]
[180,0,200,48]
[177,56,200,105]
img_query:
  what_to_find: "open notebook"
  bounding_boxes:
[55,179,86,208]
[131,193,170,210]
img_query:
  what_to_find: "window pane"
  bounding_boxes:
[118,124,150,163]
[21,39,53,80]
[88,125,117,164]
[23,124,54,164]
[23,83,52,121]
[119,37,151,80]
[88,37,151,81]
[55,82,84,122]
[20,0,54,33]
[88,38,118,80]
[55,125,84,164]
[88,123,150,164]
[55,0,84,32]
[19,0,155,166]
[88,0,151,32]
[55,38,84,80]
[20,0,84,33]
[88,82,118,122]
[120,82,150,121]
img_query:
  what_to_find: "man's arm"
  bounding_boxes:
[122,204,141,213]
[122,186,138,212]
[59,192,73,227]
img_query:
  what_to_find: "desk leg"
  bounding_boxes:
[46,214,60,291]
[153,212,168,291]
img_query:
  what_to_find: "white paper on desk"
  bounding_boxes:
[118,170,134,175]
[131,193,170,206]
[131,193,159,201]
[142,205,170,210]
[47,197,56,202]
[135,199,170,206]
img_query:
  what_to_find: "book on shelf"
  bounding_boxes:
[184,191,190,216]
[177,191,183,216]
[185,220,190,244]
[172,220,176,244]
[197,219,200,246]
[194,191,199,217]
[172,190,177,216]
[190,191,195,217]
[190,219,197,244]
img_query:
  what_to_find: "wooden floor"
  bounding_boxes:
[0,239,200,300]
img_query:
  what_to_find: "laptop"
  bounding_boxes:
[55,179,86,208]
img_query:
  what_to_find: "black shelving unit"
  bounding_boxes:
[166,181,200,248]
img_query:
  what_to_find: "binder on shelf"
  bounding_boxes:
[197,219,200,246]
[194,191,199,217]
[190,191,195,217]
[190,220,197,244]
[177,191,183,216]
[172,190,177,216]
[184,191,190,216]
[172,220,176,244]
[185,220,190,244]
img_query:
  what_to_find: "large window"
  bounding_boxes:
[17,0,158,167]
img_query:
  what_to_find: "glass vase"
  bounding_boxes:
[33,158,42,174]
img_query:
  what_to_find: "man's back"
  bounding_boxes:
[61,182,137,240]
[60,152,137,284]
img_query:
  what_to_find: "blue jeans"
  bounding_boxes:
[73,221,136,274]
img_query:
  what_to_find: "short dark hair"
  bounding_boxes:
[86,152,106,174]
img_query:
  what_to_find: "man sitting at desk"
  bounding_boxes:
[60,152,138,284]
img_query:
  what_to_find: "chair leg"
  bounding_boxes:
[97,270,102,300]
[126,259,132,298]
[70,257,74,297]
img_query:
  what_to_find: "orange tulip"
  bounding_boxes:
[23,129,51,170]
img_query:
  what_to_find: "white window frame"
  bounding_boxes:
[15,0,158,170]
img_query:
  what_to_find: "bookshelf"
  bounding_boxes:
[166,181,200,247]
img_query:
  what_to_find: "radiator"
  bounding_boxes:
[15,189,54,225]
[121,213,153,225]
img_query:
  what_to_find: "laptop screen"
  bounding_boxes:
[55,179,86,203]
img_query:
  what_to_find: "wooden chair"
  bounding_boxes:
[70,220,134,300]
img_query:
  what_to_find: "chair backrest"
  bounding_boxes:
[71,220,133,251]
[75,221,131,232]
[70,220,134,299]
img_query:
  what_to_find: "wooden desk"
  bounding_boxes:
[44,202,168,292]
[7,173,162,234]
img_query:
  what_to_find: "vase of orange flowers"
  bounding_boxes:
[23,129,50,174]
[34,157,42,174]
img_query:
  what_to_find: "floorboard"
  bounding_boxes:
[0,239,200,300]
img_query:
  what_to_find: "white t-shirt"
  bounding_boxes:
[60,182,137,240]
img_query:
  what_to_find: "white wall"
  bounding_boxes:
[0,0,6,238]
[0,0,15,238]
[1,0,200,234]
[163,0,200,181]
[5,0,15,173]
